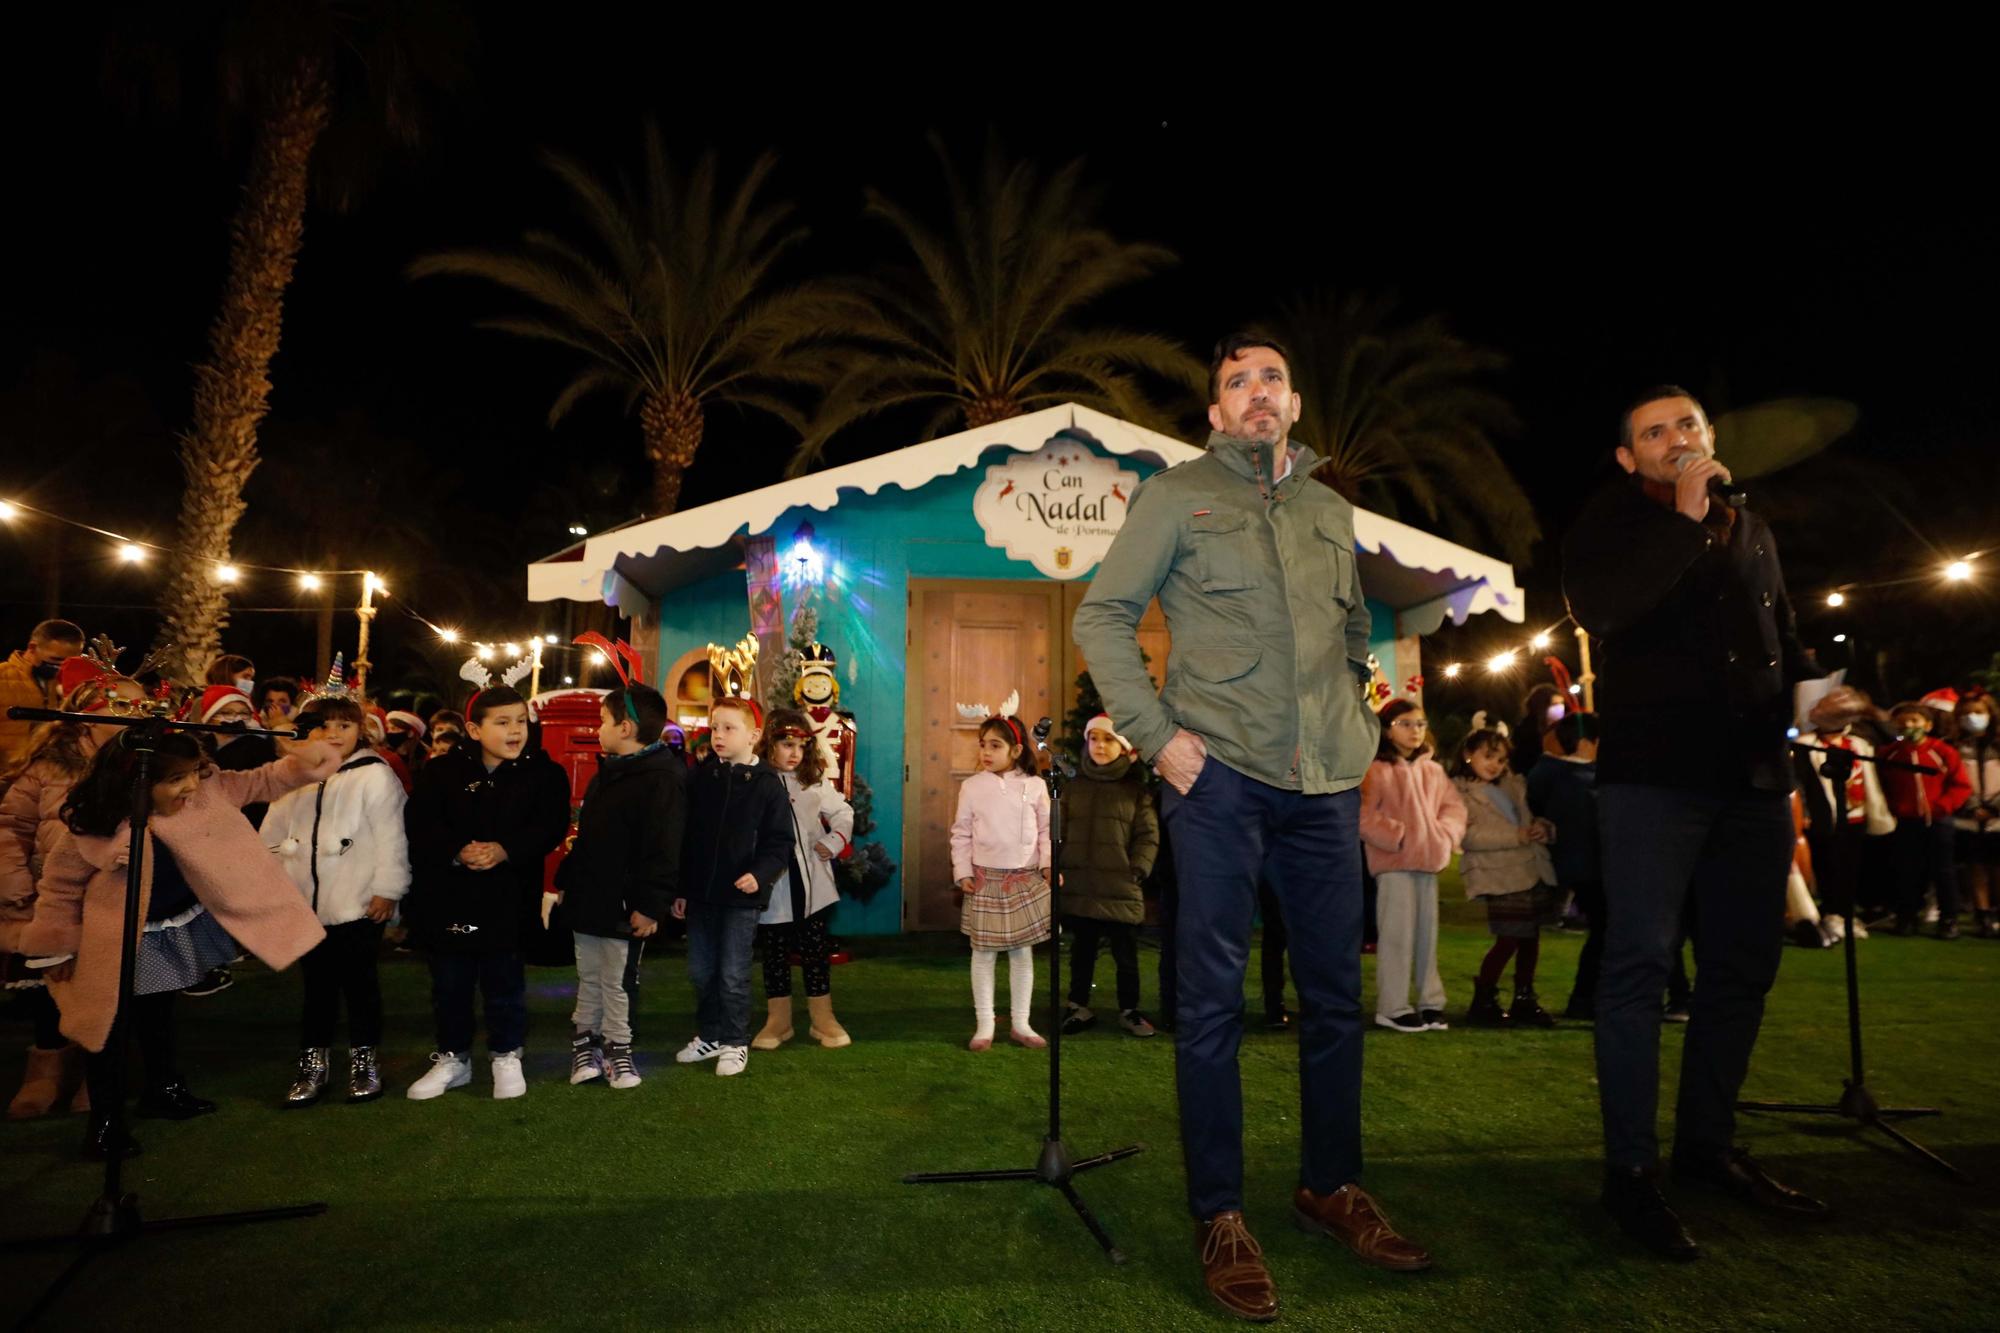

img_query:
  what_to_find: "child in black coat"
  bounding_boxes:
[402,686,570,1101]
[672,698,790,1077]
[554,684,684,1089]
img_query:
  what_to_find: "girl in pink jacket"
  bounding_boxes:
[1359,700,1467,1033]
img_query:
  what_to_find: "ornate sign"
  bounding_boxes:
[972,438,1139,580]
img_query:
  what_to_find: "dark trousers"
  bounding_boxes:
[687,902,758,1046]
[301,919,385,1048]
[1066,916,1141,1011]
[1257,880,1290,1015]
[1157,852,1179,1022]
[1566,880,1607,1009]
[1894,817,1960,923]
[27,986,64,1049]
[1166,761,1363,1219]
[428,950,527,1054]
[1596,784,1791,1169]
[86,990,178,1108]
[760,907,834,998]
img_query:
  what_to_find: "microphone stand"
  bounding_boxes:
[904,717,1145,1263]
[1736,739,1967,1180]
[1,705,327,1326]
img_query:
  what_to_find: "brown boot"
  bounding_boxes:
[1293,1184,1433,1271]
[7,1046,66,1120]
[1196,1210,1279,1322]
[751,997,794,1051]
[806,994,851,1048]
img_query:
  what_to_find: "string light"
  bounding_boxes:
[1825,591,1845,607]
[476,645,493,661]
[504,642,521,658]
[298,573,322,592]
[1485,650,1518,674]
[117,543,145,564]
[0,497,370,577]
[0,500,17,521]
[542,633,558,645]
[438,628,459,644]
[1833,633,1848,643]
[1945,559,1974,582]
[563,675,575,685]
[591,651,608,666]
[568,524,588,536]
[1443,663,1462,679]
[213,564,240,584]
[1530,633,1551,650]
[1430,618,1578,688]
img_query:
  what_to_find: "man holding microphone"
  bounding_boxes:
[1565,386,1833,1261]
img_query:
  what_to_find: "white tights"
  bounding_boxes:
[969,946,1038,1038]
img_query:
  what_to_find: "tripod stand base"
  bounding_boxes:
[1738,1081,1966,1180]
[906,1138,1145,1264]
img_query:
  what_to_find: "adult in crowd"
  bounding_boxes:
[205,654,257,690]
[1075,334,1430,1323]
[1565,386,1834,1261]
[0,621,85,769]
[1954,690,2000,937]
[254,676,302,733]
[1512,682,1569,775]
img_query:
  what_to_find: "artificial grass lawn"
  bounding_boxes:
[3,904,1997,1331]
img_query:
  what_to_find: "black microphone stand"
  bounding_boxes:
[1,705,327,1326]
[904,717,1145,1263]
[1736,739,1966,1180]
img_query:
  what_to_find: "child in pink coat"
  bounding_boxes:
[22,729,335,1159]
[1358,700,1467,1033]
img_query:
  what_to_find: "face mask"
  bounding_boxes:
[1900,725,1928,743]
[1966,714,1991,735]
[234,675,255,692]
[30,663,58,685]
[1545,704,1566,725]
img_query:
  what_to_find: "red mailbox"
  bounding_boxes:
[532,688,609,896]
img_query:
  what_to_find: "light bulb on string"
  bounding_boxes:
[117,543,146,564]
[299,573,322,592]
[1945,559,1974,582]
[591,651,608,666]
[1825,591,1845,608]
[1443,663,1462,679]
[214,564,240,584]
[1833,633,1848,643]
[543,633,558,645]
[0,500,18,521]
[1486,650,1518,674]
[504,642,521,658]
[1531,632,1551,650]
[475,645,493,661]
[439,628,459,644]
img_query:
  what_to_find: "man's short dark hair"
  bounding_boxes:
[30,619,83,646]
[253,675,301,710]
[1619,384,1702,447]
[1209,332,1292,401]
[1553,712,1601,754]
[603,682,669,746]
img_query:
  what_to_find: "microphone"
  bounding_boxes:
[1676,453,1747,509]
[1032,716,1054,744]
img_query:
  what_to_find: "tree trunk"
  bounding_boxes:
[155,60,329,682]
[964,395,1021,429]
[639,391,704,517]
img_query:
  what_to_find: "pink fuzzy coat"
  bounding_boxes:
[0,758,82,954]
[1358,754,1468,875]
[19,744,340,1052]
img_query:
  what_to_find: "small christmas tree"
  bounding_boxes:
[764,591,818,717]
[833,769,897,900]
[1058,654,1152,774]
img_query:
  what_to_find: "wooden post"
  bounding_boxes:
[743,534,785,705]
[352,573,379,696]
[1575,624,1596,712]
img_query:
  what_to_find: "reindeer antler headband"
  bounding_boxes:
[956,690,1025,748]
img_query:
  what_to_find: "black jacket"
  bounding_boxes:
[680,756,792,912]
[211,731,279,828]
[1525,754,1600,886]
[553,743,685,935]
[1564,475,1816,793]
[403,745,571,953]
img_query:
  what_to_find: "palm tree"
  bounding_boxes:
[128,1,470,682]
[409,124,861,517]
[1278,291,1541,566]
[786,136,1204,475]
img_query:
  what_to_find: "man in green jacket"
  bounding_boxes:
[1074,335,1430,1322]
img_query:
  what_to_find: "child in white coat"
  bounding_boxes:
[751,709,856,1050]
[262,696,410,1104]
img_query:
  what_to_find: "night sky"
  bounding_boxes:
[4,18,1994,715]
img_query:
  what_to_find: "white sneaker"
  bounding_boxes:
[715,1045,749,1077]
[675,1036,723,1064]
[407,1051,471,1100]
[491,1049,527,1100]
[604,1043,642,1090]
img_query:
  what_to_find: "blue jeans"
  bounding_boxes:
[428,951,527,1055]
[686,902,759,1047]
[1596,784,1791,1169]
[1164,759,1364,1219]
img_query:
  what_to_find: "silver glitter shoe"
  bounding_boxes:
[345,1046,384,1103]
[286,1047,330,1107]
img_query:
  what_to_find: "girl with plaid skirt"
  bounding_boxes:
[1455,718,1560,1028]
[950,714,1050,1052]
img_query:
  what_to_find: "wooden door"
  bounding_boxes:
[1059,582,1172,706]
[905,582,1063,930]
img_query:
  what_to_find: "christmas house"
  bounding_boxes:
[526,405,1524,935]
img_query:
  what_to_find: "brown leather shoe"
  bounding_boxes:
[1293,1184,1433,1271]
[1196,1210,1279,1322]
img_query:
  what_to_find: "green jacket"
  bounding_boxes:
[1059,754,1159,924]
[1072,432,1376,795]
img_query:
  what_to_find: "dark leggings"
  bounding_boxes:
[300,919,385,1047]
[85,990,178,1108]
[27,986,65,1049]
[760,909,832,998]
[1066,917,1141,1011]
[1477,935,1541,989]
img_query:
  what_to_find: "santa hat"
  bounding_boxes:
[196,684,254,724]
[384,709,426,739]
[1919,688,1960,715]
[1083,713,1134,753]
